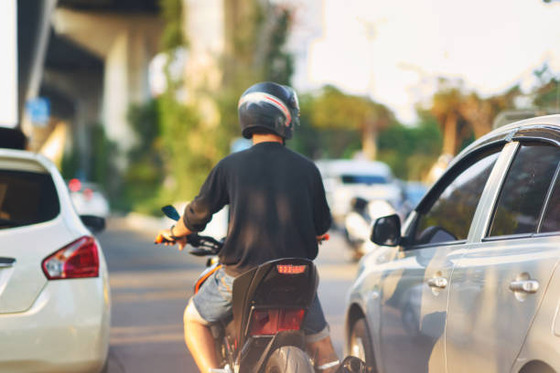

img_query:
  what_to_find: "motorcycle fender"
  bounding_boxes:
[247,331,307,373]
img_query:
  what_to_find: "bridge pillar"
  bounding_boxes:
[53,9,162,167]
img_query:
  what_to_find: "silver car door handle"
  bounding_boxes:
[0,257,16,268]
[509,280,539,294]
[427,277,448,289]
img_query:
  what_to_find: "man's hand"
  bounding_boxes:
[154,214,194,251]
[155,228,188,251]
[317,233,330,245]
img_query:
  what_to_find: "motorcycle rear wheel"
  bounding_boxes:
[264,346,314,373]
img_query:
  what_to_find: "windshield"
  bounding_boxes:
[0,170,60,229]
[340,174,388,185]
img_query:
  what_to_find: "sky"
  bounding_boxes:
[293,0,560,124]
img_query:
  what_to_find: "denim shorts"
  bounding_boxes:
[190,266,329,341]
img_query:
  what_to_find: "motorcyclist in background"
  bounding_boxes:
[157,82,341,373]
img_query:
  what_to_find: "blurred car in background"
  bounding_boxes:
[0,149,110,373]
[316,159,404,223]
[68,178,110,218]
[344,115,560,373]
[400,181,429,216]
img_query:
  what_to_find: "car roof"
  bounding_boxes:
[491,114,560,133]
[452,114,560,169]
[0,148,55,173]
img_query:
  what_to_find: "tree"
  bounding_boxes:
[310,85,393,160]
[430,79,519,155]
[430,80,471,155]
[377,113,442,180]
[533,63,560,110]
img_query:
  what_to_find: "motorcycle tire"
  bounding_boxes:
[264,346,314,373]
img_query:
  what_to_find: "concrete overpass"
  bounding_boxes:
[15,0,162,177]
[52,0,162,169]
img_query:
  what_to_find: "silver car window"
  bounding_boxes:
[488,143,560,237]
[541,172,560,233]
[412,149,501,246]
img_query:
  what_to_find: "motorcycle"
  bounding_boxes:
[155,205,365,373]
[344,198,397,261]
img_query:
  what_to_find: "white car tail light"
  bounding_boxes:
[42,236,99,280]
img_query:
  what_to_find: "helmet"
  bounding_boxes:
[238,82,300,139]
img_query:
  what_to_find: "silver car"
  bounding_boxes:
[345,115,560,373]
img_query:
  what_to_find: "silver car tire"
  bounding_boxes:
[349,318,376,372]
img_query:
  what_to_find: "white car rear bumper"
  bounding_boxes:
[0,278,110,373]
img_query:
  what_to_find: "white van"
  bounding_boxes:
[316,159,403,221]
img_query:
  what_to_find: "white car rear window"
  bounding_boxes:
[0,170,60,229]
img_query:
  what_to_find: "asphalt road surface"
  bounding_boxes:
[98,217,359,373]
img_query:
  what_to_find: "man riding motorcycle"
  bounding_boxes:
[157,82,341,373]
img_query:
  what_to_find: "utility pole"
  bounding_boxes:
[357,16,377,160]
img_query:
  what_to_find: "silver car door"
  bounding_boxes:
[446,141,560,373]
[377,146,503,373]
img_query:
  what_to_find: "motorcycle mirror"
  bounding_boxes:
[161,205,180,221]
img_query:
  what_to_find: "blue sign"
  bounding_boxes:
[25,97,50,127]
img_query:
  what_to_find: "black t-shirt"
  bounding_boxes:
[183,142,332,276]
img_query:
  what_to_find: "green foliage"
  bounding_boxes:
[159,0,185,50]
[60,145,80,180]
[311,85,377,130]
[289,92,362,159]
[377,115,442,180]
[222,0,264,86]
[89,125,120,201]
[217,1,296,155]
[121,101,165,212]
[262,6,294,84]
[533,63,560,109]
[158,92,215,200]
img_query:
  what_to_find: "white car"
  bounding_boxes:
[316,159,403,221]
[68,179,111,218]
[0,149,110,373]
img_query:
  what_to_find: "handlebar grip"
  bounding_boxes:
[154,234,173,244]
[318,233,330,242]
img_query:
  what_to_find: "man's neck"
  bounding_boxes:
[252,133,283,145]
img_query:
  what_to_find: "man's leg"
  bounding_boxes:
[304,296,340,372]
[307,335,340,373]
[184,303,220,372]
[184,268,235,372]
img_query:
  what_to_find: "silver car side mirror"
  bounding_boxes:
[370,214,401,247]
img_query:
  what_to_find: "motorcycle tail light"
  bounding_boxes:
[276,264,306,274]
[42,236,99,280]
[249,309,305,336]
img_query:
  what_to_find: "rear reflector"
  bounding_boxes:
[42,236,99,280]
[249,309,305,336]
[277,264,306,275]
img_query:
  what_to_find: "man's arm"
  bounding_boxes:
[156,216,193,250]
[156,162,228,250]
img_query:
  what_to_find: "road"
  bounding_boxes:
[99,217,359,373]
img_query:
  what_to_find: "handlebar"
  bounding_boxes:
[186,234,223,255]
[154,233,223,256]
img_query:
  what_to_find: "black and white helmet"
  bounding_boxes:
[238,82,300,140]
